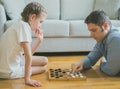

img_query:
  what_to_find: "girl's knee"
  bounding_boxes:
[42,56,48,65]
[40,66,47,73]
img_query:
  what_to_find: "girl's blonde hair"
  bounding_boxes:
[21,2,47,22]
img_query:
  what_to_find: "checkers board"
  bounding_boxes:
[47,68,86,80]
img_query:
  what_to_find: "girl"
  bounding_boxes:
[0,2,48,87]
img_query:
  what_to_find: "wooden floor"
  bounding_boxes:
[0,55,120,89]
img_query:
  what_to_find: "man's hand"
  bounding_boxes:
[71,61,84,73]
[25,79,42,87]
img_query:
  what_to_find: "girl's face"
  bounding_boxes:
[28,13,46,31]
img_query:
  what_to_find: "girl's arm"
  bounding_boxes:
[31,28,43,54]
[21,42,32,82]
[21,42,41,87]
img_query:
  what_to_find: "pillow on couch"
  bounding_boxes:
[94,0,120,19]
[1,0,25,20]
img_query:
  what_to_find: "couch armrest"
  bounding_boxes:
[118,8,120,20]
[0,3,6,37]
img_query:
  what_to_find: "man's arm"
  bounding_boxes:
[71,43,103,73]
[100,37,120,76]
[82,43,103,69]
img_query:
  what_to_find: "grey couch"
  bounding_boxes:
[0,0,120,53]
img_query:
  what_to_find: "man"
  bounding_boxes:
[71,10,120,76]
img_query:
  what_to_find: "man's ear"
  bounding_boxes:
[102,22,109,30]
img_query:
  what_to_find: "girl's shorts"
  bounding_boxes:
[0,54,31,79]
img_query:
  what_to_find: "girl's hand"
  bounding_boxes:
[25,79,42,87]
[35,28,43,42]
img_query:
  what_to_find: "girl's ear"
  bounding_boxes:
[29,14,36,21]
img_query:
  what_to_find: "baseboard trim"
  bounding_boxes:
[34,52,89,56]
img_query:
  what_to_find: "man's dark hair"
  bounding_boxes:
[85,10,112,28]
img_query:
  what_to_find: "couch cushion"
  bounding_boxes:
[111,20,120,27]
[69,20,90,37]
[61,0,95,20]
[37,20,69,37]
[94,0,120,19]
[1,0,25,20]
[25,0,60,20]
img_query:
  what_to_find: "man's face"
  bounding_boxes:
[87,23,108,42]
